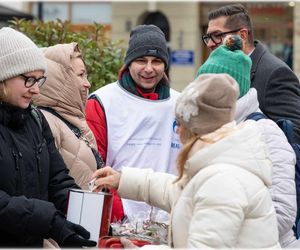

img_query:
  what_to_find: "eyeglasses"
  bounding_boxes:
[202,28,242,46]
[19,74,47,88]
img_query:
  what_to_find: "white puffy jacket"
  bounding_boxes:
[235,88,297,247]
[118,122,280,248]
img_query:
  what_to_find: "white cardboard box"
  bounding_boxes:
[66,189,112,245]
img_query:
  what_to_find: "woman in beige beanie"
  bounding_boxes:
[90,73,279,248]
[0,27,96,247]
[198,35,297,248]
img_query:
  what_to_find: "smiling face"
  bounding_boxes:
[128,56,165,93]
[3,70,44,109]
[71,57,91,106]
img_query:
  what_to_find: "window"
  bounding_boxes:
[72,3,111,24]
[31,2,111,24]
[32,3,68,21]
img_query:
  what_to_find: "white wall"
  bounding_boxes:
[0,1,26,12]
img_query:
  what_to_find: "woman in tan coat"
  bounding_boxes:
[33,43,103,190]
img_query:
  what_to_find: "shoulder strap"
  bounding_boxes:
[39,106,104,169]
[88,94,107,131]
[87,95,107,169]
[31,106,43,133]
[246,112,268,121]
[277,119,295,144]
[88,94,105,110]
[88,93,108,141]
[38,106,81,138]
[247,112,295,144]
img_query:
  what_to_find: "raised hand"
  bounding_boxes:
[90,166,121,192]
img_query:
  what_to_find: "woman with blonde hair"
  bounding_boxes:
[90,73,279,248]
[33,43,103,190]
[0,27,96,247]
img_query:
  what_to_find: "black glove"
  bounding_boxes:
[62,224,97,247]
[50,211,97,248]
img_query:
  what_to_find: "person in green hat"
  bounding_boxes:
[197,34,298,248]
[198,35,251,97]
[202,3,300,146]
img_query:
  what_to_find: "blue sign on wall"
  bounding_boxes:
[171,50,194,65]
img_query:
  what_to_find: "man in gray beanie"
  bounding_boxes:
[86,24,180,226]
[124,24,169,68]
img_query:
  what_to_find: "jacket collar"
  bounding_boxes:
[250,40,267,82]
[0,103,31,130]
[235,88,260,123]
[184,121,272,187]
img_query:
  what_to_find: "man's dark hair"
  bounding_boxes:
[208,4,254,45]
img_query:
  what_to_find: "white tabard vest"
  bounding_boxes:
[92,81,181,222]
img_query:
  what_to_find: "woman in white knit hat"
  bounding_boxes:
[0,27,96,247]
[91,73,280,248]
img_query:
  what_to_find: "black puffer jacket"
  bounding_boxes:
[0,103,79,246]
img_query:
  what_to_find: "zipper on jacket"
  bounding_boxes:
[35,141,45,196]
[35,142,44,174]
[33,149,41,195]
[36,153,41,173]
[12,148,23,194]
[12,149,20,170]
[35,143,41,173]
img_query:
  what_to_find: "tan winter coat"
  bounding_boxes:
[33,43,97,190]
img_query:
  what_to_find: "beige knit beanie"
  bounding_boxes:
[0,27,47,82]
[175,73,239,136]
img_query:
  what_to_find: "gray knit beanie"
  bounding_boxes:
[0,27,47,82]
[124,24,169,68]
[175,73,239,136]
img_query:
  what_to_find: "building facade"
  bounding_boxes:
[3,1,299,90]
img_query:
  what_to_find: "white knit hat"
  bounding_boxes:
[175,73,239,136]
[0,27,47,82]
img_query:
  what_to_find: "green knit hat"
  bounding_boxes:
[196,35,252,98]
